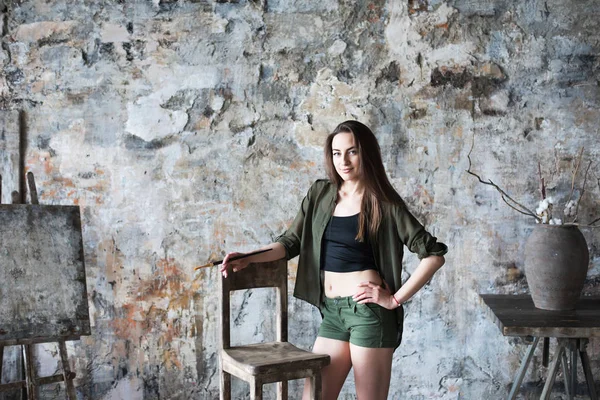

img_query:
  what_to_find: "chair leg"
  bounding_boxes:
[220,370,231,400]
[310,371,322,400]
[277,380,288,400]
[250,378,263,400]
[22,344,37,400]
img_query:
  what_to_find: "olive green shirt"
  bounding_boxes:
[275,179,448,346]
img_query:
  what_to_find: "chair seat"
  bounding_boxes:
[221,342,330,376]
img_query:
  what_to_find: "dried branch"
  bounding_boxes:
[588,216,600,226]
[501,194,538,217]
[538,161,546,200]
[467,135,541,221]
[572,160,593,223]
[566,146,584,207]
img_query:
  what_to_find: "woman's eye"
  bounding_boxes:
[333,152,340,157]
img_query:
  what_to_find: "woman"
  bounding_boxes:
[221,120,447,399]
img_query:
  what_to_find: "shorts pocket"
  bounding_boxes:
[354,303,381,322]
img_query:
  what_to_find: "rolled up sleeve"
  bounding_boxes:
[395,204,448,260]
[275,183,314,260]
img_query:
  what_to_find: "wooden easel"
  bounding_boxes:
[0,172,78,400]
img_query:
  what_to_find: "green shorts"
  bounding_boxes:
[318,296,398,348]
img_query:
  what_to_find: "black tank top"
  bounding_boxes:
[320,214,377,272]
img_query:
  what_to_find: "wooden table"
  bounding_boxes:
[480,294,600,400]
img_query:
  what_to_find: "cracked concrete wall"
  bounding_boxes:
[1,0,599,399]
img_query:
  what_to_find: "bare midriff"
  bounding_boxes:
[324,269,383,298]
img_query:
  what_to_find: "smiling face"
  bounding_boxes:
[331,131,361,182]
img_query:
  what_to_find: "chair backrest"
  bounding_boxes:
[220,259,288,349]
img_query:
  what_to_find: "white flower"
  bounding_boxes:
[537,198,552,212]
[536,198,554,224]
[564,200,577,217]
[549,218,563,225]
[536,202,548,215]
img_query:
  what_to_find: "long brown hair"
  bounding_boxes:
[325,120,403,242]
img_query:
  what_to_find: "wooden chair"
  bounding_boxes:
[219,259,330,400]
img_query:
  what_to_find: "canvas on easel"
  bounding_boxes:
[0,204,91,344]
[0,172,90,400]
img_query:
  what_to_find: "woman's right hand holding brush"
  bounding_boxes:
[220,252,251,278]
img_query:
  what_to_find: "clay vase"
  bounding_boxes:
[524,224,589,310]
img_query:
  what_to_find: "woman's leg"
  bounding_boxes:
[349,344,394,400]
[302,337,352,400]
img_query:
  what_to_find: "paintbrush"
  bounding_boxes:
[194,248,273,270]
